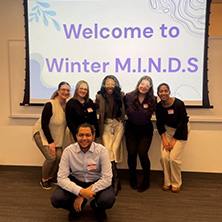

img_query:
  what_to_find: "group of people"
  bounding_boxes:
[32,75,190,222]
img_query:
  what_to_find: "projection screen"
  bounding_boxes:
[23,0,211,107]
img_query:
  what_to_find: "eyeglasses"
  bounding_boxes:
[79,87,88,91]
[139,83,151,88]
[105,83,115,87]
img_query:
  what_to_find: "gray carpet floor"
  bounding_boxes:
[0,166,222,222]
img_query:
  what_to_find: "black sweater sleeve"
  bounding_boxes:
[65,99,77,140]
[156,103,167,136]
[41,102,54,144]
[156,99,188,140]
[90,100,100,138]
[173,100,188,140]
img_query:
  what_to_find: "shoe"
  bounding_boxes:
[113,177,121,196]
[137,180,150,192]
[130,177,138,190]
[40,180,52,190]
[95,210,107,222]
[68,211,80,221]
[171,186,180,193]
[162,185,171,191]
[111,162,121,196]
[49,178,58,185]
[90,200,107,222]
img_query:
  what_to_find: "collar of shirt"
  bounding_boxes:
[74,142,96,153]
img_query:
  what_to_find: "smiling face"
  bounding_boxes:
[76,127,94,152]
[158,85,170,101]
[105,78,115,95]
[58,84,71,100]
[77,83,88,99]
[138,80,150,95]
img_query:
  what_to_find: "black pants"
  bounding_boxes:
[125,121,153,180]
[51,175,115,213]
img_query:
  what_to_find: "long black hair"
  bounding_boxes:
[98,75,123,114]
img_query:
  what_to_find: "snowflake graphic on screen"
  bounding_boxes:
[28,1,61,31]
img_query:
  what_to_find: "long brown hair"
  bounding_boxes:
[131,76,155,114]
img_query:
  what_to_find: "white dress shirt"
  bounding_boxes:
[58,142,112,196]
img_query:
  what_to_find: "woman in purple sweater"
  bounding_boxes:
[124,76,156,192]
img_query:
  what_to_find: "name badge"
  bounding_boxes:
[87,164,97,171]
[143,103,148,109]
[87,107,93,113]
[168,109,174,115]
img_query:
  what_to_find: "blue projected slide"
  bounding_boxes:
[27,0,209,105]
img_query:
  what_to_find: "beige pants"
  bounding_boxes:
[102,119,124,163]
[160,123,190,187]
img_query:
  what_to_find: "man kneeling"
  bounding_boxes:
[51,123,115,222]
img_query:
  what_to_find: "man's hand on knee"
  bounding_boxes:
[74,196,84,212]
[79,185,96,200]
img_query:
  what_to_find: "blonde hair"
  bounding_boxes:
[73,80,89,102]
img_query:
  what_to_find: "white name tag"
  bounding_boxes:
[87,164,97,171]
[143,103,148,109]
[168,109,174,115]
[87,107,93,113]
